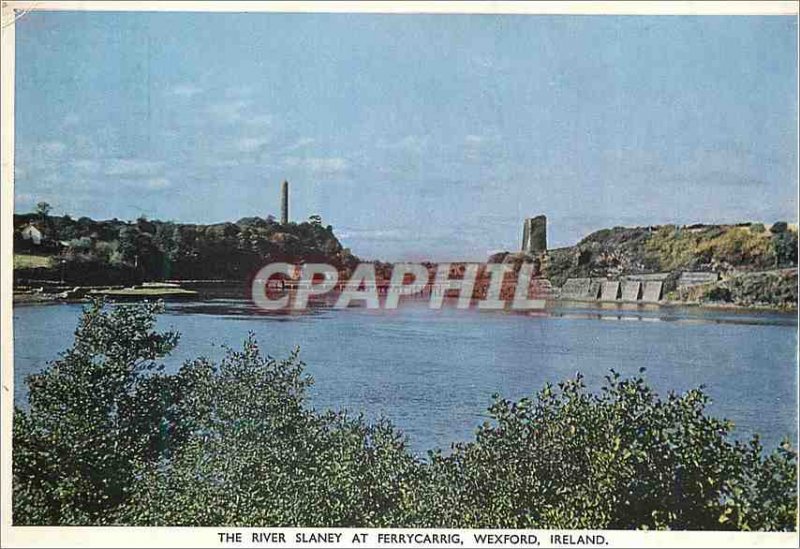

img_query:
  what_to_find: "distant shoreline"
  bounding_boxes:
[12,289,798,314]
[13,215,798,311]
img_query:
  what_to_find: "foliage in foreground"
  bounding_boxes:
[13,301,798,529]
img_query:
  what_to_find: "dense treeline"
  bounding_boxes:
[13,211,358,284]
[13,301,797,529]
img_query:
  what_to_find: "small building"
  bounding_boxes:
[20,224,43,245]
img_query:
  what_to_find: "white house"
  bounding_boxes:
[20,224,43,245]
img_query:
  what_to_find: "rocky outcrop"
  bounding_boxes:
[542,223,797,288]
[690,269,797,309]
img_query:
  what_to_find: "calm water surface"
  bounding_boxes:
[12,300,798,454]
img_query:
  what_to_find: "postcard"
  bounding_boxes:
[1,2,798,548]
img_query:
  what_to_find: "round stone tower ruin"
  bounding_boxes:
[521,215,547,255]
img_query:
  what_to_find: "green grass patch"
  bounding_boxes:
[14,254,54,270]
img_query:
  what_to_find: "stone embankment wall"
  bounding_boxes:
[560,274,669,303]
[558,269,796,310]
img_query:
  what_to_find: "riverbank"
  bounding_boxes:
[554,296,798,313]
[15,285,796,310]
[13,282,198,303]
[12,289,797,315]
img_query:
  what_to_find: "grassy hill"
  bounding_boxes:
[544,222,797,287]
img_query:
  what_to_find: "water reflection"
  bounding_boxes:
[167,297,797,329]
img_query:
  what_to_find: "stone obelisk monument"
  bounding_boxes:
[280,180,289,224]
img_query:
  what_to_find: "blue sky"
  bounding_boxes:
[13,12,798,260]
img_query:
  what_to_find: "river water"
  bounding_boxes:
[12,299,798,454]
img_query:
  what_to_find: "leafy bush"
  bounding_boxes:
[771,222,789,234]
[703,285,733,303]
[13,301,179,524]
[114,344,420,526]
[415,374,796,530]
[13,301,797,529]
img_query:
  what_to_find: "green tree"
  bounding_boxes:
[117,225,140,265]
[36,201,51,220]
[414,371,797,530]
[13,300,179,524]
